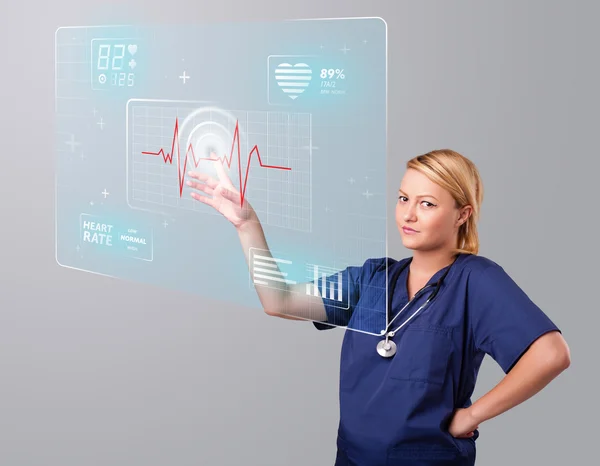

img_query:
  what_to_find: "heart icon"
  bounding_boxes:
[275,63,312,100]
[128,44,138,55]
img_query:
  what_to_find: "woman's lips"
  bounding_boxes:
[402,227,418,234]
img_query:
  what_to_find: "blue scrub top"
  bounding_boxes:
[313,253,560,466]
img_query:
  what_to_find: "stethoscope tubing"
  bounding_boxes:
[383,258,455,338]
[384,285,435,336]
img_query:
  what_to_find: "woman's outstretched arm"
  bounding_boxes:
[234,210,327,321]
[187,160,327,322]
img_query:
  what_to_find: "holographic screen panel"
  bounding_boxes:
[55,18,387,335]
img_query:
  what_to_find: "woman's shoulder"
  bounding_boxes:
[363,256,407,272]
[359,254,507,280]
[351,256,406,281]
[460,253,497,272]
[362,257,400,273]
[459,253,510,284]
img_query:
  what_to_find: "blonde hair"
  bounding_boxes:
[406,149,484,255]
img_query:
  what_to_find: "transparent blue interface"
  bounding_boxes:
[55,18,387,334]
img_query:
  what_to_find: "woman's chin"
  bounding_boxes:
[400,238,419,250]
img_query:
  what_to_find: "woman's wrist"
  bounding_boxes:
[235,208,259,235]
[467,402,487,425]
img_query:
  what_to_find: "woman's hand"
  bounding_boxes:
[448,408,480,438]
[186,154,257,230]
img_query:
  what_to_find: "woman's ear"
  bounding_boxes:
[457,205,472,227]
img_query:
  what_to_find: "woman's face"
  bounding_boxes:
[395,168,468,252]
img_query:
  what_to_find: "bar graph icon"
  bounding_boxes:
[306,264,348,309]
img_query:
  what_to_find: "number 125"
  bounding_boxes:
[111,73,135,86]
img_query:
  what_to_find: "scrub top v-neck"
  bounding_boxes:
[313,253,561,466]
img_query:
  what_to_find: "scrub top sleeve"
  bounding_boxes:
[312,259,375,330]
[468,264,561,373]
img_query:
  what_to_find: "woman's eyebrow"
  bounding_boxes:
[398,189,439,201]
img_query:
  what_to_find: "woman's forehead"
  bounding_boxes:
[400,170,445,196]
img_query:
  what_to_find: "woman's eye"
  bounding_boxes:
[397,197,435,207]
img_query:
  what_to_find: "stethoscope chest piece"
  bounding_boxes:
[376,339,397,358]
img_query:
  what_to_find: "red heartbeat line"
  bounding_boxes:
[141,118,291,207]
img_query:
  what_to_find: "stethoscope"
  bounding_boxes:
[375,256,458,358]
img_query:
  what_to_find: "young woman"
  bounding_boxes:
[186,149,570,466]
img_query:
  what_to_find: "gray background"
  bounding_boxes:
[1,1,598,465]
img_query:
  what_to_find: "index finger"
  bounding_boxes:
[210,152,235,190]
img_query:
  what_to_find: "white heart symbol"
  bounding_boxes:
[275,63,312,100]
[128,44,138,55]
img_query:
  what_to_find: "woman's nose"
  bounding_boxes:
[403,204,416,220]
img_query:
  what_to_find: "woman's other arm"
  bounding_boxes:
[469,330,570,423]
[450,330,570,437]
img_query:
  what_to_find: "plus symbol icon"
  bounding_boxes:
[179,71,191,84]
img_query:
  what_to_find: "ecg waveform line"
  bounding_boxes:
[141,117,292,208]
